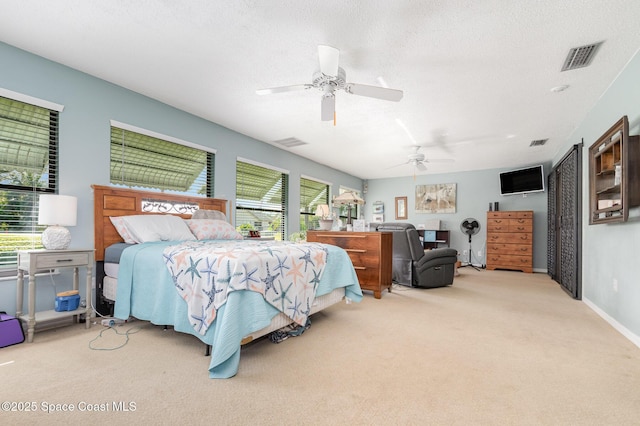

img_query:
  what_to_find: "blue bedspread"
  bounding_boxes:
[113,240,362,378]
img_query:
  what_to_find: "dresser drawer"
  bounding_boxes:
[310,233,372,249]
[486,254,532,267]
[486,243,532,256]
[18,251,93,271]
[35,252,92,269]
[508,219,532,233]
[487,211,532,219]
[354,267,380,290]
[488,218,532,232]
[487,233,532,244]
[344,248,380,269]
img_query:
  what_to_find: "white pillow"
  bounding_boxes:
[185,219,243,240]
[119,215,196,243]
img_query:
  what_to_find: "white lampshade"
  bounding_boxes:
[38,194,77,226]
[333,191,364,206]
[333,191,364,226]
[38,194,77,250]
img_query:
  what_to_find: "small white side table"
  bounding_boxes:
[16,249,94,342]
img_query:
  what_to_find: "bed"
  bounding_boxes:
[92,185,363,378]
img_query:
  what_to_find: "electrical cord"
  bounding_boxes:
[46,269,58,296]
[88,325,141,351]
[90,298,110,319]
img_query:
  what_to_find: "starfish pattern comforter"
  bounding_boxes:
[163,239,328,335]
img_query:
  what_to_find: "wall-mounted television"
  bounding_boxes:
[499,165,545,196]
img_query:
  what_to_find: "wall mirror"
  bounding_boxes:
[395,196,407,220]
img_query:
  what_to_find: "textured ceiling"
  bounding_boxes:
[2,1,640,179]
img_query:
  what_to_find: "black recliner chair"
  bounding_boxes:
[377,222,458,288]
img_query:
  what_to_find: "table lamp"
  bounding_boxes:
[38,194,77,250]
[333,191,365,225]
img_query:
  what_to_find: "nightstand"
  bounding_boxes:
[16,249,94,342]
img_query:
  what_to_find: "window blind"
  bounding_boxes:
[236,160,288,240]
[300,177,329,232]
[110,126,213,196]
[0,96,58,272]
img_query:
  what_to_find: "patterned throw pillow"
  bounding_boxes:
[191,209,227,221]
[185,219,243,240]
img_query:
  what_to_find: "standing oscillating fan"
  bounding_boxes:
[459,218,481,269]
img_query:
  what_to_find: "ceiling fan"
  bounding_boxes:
[256,45,403,122]
[389,145,454,172]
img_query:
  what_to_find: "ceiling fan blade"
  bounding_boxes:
[385,161,410,170]
[415,162,427,171]
[256,84,312,95]
[425,158,455,163]
[345,83,403,101]
[318,45,339,77]
[321,95,335,121]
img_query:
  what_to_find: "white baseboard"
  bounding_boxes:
[583,297,640,349]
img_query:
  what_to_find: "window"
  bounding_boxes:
[300,177,329,232]
[110,122,214,196]
[236,159,288,240]
[0,95,60,273]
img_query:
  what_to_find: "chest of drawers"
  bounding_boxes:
[306,231,392,299]
[486,211,533,273]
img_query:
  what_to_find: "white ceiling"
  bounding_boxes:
[2,1,640,180]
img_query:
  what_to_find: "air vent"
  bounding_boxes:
[561,42,603,71]
[273,137,307,148]
[530,139,548,147]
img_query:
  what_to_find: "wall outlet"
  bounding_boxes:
[463,249,468,256]
[477,250,483,257]
[613,278,618,292]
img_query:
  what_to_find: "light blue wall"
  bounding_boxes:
[364,166,550,270]
[0,42,362,313]
[553,49,640,340]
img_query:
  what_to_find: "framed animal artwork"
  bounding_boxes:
[415,183,457,214]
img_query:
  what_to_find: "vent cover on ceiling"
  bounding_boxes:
[273,137,307,148]
[529,139,548,147]
[561,42,603,71]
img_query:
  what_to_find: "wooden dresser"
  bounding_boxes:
[306,231,392,299]
[486,210,533,273]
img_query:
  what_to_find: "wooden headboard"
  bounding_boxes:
[92,184,228,261]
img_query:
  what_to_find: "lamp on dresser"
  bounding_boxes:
[333,191,364,225]
[38,194,77,250]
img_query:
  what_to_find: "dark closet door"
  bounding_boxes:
[547,144,582,299]
[547,168,558,280]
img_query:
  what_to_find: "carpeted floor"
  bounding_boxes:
[3,268,640,425]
